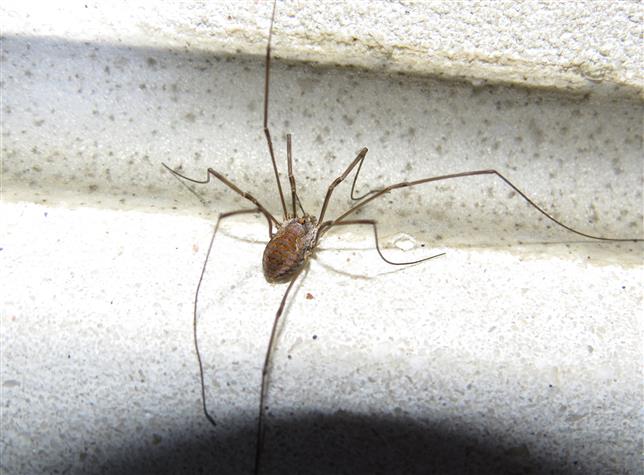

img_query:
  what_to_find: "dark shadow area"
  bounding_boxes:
[66,411,587,475]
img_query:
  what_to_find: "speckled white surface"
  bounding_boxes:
[2,33,643,245]
[1,1,643,475]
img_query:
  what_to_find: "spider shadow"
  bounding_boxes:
[313,246,441,281]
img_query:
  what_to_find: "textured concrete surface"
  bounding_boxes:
[2,1,642,98]
[2,33,642,246]
[1,1,643,475]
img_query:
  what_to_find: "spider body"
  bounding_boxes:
[262,216,318,283]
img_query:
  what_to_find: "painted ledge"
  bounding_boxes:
[2,0,643,99]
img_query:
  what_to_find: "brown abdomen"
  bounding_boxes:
[262,219,315,283]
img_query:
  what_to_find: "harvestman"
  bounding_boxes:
[162,2,642,473]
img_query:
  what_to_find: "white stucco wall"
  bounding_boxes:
[2,1,642,474]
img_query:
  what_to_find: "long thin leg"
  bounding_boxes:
[334,169,642,242]
[317,147,369,224]
[254,269,305,475]
[286,134,305,218]
[194,209,273,427]
[165,164,212,207]
[318,219,445,265]
[286,134,296,218]
[349,151,380,201]
[263,0,288,219]
[162,163,280,227]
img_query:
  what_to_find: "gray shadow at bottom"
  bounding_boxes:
[63,411,596,475]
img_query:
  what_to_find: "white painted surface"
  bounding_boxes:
[2,0,642,97]
[1,1,643,474]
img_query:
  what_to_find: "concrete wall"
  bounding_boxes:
[2,1,642,473]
